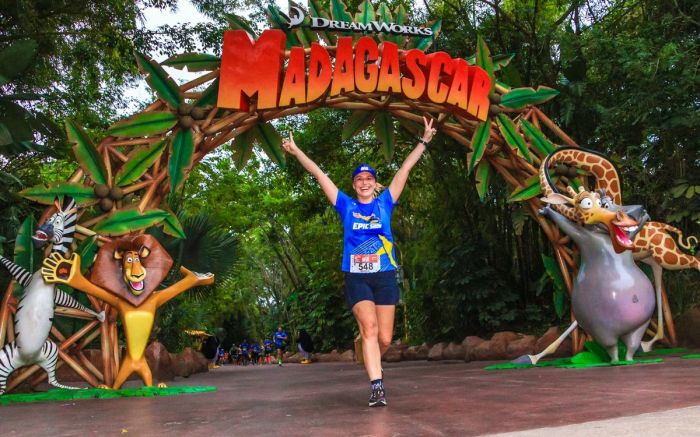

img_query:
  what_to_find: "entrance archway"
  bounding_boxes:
[0,2,679,391]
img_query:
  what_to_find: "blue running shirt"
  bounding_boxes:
[274,331,287,347]
[335,190,398,273]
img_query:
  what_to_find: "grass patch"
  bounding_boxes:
[0,385,216,406]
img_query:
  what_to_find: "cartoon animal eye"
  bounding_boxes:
[134,257,139,262]
[595,198,602,208]
[580,198,593,209]
[127,257,133,263]
[55,217,63,225]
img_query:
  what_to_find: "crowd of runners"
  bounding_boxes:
[214,326,299,367]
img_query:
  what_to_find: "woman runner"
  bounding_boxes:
[282,117,437,407]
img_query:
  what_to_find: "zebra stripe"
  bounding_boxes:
[51,200,77,255]
[0,256,32,287]
[0,343,18,393]
[55,289,92,313]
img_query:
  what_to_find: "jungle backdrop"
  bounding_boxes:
[0,0,697,352]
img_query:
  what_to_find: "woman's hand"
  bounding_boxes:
[421,116,437,143]
[281,132,300,156]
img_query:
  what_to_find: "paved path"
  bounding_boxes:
[2,356,700,436]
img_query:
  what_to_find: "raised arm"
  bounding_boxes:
[388,116,436,202]
[41,253,121,307]
[152,266,214,307]
[282,132,339,205]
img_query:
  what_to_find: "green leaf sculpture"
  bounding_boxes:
[14,216,36,272]
[507,174,559,202]
[309,0,335,44]
[330,0,353,36]
[476,35,495,93]
[20,182,97,205]
[195,79,219,108]
[496,114,531,163]
[114,139,168,187]
[162,53,221,72]
[519,119,556,155]
[162,210,186,239]
[168,129,194,193]
[65,120,108,185]
[267,4,302,48]
[342,110,376,140]
[542,254,567,319]
[134,51,182,109]
[500,86,559,109]
[468,121,490,175]
[355,0,375,25]
[93,208,170,236]
[254,122,286,168]
[75,235,99,273]
[411,19,442,51]
[224,13,258,38]
[374,112,395,162]
[475,159,492,202]
[232,129,254,169]
[107,112,178,138]
[377,3,392,23]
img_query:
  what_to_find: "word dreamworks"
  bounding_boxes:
[218,30,492,121]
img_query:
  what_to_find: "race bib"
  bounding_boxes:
[351,254,380,273]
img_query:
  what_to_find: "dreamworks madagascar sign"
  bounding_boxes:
[217,29,492,121]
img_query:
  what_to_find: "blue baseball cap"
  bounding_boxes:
[352,164,377,180]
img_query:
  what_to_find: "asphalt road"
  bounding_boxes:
[2,356,700,436]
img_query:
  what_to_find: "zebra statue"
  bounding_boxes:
[0,196,104,394]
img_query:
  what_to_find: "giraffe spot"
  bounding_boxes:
[605,169,618,181]
[585,155,598,163]
[664,238,675,249]
[654,246,663,254]
[651,234,664,245]
[610,180,619,193]
[679,257,689,265]
[590,164,605,176]
[666,253,679,265]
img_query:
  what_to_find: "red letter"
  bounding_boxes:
[218,30,286,110]
[445,59,470,111]
[330,37,355,96]
[401,49,427,100]
[279,47,307,107]
[354,37,379,93]
[425,52,453,104]
[377,42,401,93]
[468,67,491,121]
[308,43,332,102]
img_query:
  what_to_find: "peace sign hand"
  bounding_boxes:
[421,116,437,143]
[281,132,300,156]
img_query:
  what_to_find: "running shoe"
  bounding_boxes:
[368,387,387,407]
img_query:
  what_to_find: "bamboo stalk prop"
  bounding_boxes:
[0,1,685,391]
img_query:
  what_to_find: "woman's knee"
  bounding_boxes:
[378,335,391,350]
[359,319,379,339]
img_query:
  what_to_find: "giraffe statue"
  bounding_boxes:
[544,147,699,351]
[537,150,655,362]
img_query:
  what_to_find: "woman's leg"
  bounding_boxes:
[375,305,396,356]
[352,300,382,381]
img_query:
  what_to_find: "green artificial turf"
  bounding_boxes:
[637,347,688,357]
[0,385,216,406]
[680,354,700,360]
[484,341,666,371]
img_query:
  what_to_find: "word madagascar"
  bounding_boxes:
[218,30,491,121]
